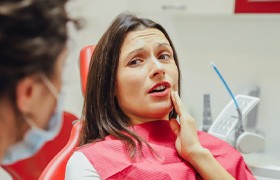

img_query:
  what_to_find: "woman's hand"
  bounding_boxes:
[169,91,234,180]
[169,91,205,161]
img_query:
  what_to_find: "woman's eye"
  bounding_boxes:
[158,54,171,60]
[128,59,142,66]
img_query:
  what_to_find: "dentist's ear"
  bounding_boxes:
[16,76,40,114]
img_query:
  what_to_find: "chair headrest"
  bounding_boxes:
[79,45,95,96]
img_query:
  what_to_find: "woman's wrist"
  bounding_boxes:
[182,145,210,164]
[183,146,234,180]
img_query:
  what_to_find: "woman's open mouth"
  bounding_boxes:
[148,82,170,97]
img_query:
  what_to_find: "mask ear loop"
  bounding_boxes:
[20,73,59,131]
[39,73,59,99]
[24,116,39,129]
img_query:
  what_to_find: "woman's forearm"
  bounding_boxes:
[186,147,234,180]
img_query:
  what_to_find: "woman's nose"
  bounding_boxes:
[149,57,165,79]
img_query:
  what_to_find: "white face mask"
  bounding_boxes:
[2,74,64,165]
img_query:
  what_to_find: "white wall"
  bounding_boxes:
[168,14,280,166]
[171,14,280,145]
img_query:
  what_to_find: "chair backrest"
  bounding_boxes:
[1,111,78,180]
[38,45,95,179]
[39,120,83,180]
[79,45,95,97]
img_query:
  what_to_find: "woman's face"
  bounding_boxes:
[116,28,178,125]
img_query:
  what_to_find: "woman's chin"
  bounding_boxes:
[149,107,173,119]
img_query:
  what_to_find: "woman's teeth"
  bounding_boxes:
[152,85,166,92]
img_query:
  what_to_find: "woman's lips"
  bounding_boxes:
[148,81,171,97]
[149,88,170,97]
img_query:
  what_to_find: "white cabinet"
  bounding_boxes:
[127,0,235,15]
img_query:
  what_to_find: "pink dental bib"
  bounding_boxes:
[79,120,254,180]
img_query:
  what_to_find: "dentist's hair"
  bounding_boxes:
[81,12,181,158]
[0,0,78,102]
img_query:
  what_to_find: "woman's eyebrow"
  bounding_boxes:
[157,42,172,49]
[125,42,171,58]
[121,48,144,65]
[127,48,144,57]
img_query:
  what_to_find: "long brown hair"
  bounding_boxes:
[82,13,181,158]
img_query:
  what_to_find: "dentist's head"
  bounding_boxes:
[0,0,74,164]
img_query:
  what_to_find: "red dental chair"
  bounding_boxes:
[39,119,83,180]
[79,45,95,97]
[1,111,78,180]
[39,45,95,179]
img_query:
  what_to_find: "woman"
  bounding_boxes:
[66,13,255,179]
[0,0,76,164]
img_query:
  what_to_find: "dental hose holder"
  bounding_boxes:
[207,62,265,154]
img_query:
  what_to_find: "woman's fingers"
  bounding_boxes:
[171,91,192,124]
[171,91,179,116]
[171,90,198,138]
